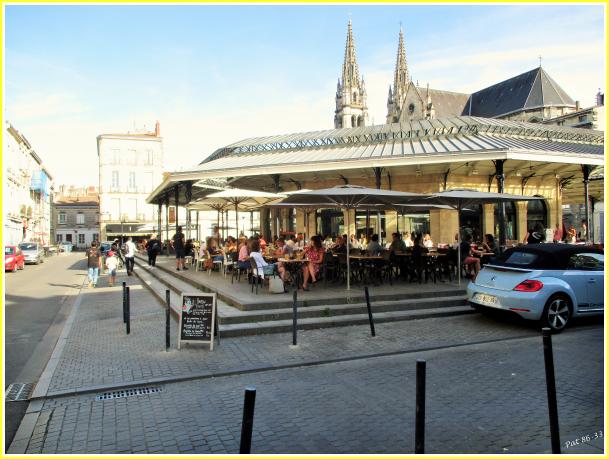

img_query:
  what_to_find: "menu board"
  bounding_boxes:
[178,293,216,350]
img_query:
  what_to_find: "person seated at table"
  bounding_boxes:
[482,234,498,255]
[249,239,277,277]
[412,235,429,255]
[525,222,545,244]
[332,236,347,254]
[296,233,305,249]
[423,234,434,249]
[460,234,482,281]
[389,232,407,254]
[302,235,325,291]
[349,234,360,250]
[237,238,251,270]
[357,233,366,248]
[366,234,383,256]
[323,234,334,249]
[286,234,297,250]
[184,239,194,258]
[207,237,224,263]
[224,236,238,253]
[258,234,268,251]
[403,232,414,247]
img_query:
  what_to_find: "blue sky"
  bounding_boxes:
[4,4,605,186]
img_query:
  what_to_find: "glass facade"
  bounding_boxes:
[494,202,518,241]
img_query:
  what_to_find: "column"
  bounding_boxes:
[157,202,162,239]
[164,193,169,255]
[429,209,459,245]
[174,185,180,235]
[482,204,494,237]
[582,165,591,242]
[495,160,507,248]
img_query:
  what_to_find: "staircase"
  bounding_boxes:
[133,256,473,337]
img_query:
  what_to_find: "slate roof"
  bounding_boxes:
[465,67,576,118]
[418,87,470,119]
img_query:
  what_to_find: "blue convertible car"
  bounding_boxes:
[467,244,604,332]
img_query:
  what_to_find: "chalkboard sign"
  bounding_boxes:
[178,292,216,350]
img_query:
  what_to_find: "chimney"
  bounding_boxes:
[596,90,604,107]
[155,120,160,137]
[575,100,580,111]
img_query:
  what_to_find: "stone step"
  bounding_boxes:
[135,254,465,311]
[133,257,473,337]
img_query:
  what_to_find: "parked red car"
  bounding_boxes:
[5,245,25,272]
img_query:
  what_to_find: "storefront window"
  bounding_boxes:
[396,213,430,238]
[316,209,344,238]
[355,211,386,240]
[494,202,518,241]
[461,204,483,243]
[527,197,548,231]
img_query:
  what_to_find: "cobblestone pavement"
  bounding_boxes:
[26,327,603,454]
[20,268,604,454]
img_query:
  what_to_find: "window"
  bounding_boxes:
[93,233,99,243]
[76,213,85,224]
[56,234,63,243]
[527,198,548,232]
[112,149,120,165]
[502,251,538,267]
[408,103,415,114]
[112,171,119,188]
[78,234,85,244]
[494,202,517,241]
[145,150,153,165]
[58,213,66,224]
[66,234,72,243]
[129,172,136,189]
[568,253,604,271]
[110,198,121,220]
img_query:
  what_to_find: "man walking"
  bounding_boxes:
[124,236,136,276]
[145,234,161,267]
[171,226,187,271]
[86,241,103,288]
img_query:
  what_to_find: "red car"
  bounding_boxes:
[5,245,25,272]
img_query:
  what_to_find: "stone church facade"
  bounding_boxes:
[335,22,580,126]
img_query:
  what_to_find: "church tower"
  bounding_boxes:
[334,21,369,129]
[386,28,410,123]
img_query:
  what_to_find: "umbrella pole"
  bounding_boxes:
[217,210,220,240]
[235,203,239,239]
[250,211,254,237]
[346,208,350,291]
[457,204,461,286]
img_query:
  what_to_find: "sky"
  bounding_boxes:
[4,4,605,187]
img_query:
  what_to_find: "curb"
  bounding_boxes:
[7,276,86,454]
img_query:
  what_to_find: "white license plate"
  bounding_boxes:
[473,293,497,305]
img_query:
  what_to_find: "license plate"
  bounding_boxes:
[473,293,497,305]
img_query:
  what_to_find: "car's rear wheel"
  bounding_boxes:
[541,294,572,333]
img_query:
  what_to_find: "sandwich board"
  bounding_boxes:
[178,292,216,350]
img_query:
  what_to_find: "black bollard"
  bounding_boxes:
[122,282,127,324]
[542,328,561,453]
[364,286,376,337]
[239,387,257,454]
[165,289,170,351]
[292,290,298,346]
[415,359,426,454]
[126,286,131,335]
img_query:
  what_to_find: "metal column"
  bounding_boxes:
[495,160,507,249]
[582,165,591,243]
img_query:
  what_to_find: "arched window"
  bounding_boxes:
[351,115,357,127]
[357,116,363,127]
[494,202,518,241]
[460,204,483,242]
[353,92,358,103]
[527,197,548,231]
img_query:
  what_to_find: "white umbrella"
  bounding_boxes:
[277,185,427,291]
[420,189,543,284]
[206,188,286,238]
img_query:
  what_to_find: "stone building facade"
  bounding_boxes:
[97,122,164,241]
[3,122,54,246]
[54,187,100,249]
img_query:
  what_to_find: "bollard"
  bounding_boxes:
[122,282,127,324]
[364,286,376,337]
[292,290,298,346]
[239,387,257,454]
[415,359,426,454]
[165,289,171,351]
[542,328,561,453]
[126,286,131,335]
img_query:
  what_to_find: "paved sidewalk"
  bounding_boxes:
[13,266,605,454]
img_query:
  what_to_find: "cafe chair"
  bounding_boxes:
[224,252,238,279]
[249,258,263,294]
[321,251,338,287]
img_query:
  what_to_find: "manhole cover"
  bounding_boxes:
[5,383,35,402]
[95,386,164,401]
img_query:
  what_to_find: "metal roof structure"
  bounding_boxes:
[147,116,604,205]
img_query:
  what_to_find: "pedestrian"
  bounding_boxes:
[171,226,187,271]
[124,236,136,276]
[553,223,563,243]
[105,250,118,286]
[145,234,161,267]
[86,241,102,288]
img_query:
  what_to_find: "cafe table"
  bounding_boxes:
[277,257,306,290]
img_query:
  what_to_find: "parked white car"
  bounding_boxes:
[18,242,45,265]
[467,244,604,332]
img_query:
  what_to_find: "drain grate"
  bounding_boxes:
[6,383,35,402]
[95,385,164,401]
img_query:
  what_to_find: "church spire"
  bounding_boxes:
[334,20,368,129]
[341,20,361,88]
[387,27,410,123]
[393,27,409,104]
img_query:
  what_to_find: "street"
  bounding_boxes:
[5,262,604,454]
[4,252,86,448]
